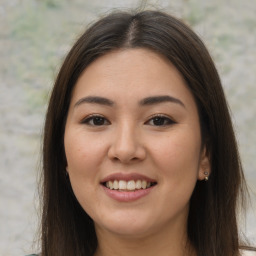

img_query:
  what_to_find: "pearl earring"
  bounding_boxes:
[204,171,209,181]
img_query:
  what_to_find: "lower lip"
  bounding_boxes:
[102,185,155,202]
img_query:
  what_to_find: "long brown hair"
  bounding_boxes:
[40,10,254,256]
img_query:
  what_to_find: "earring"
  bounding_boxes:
[204,171,209,181]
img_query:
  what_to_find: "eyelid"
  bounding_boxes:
[81,114,110,125]
[145,114,176,126]
[80,113,176,126]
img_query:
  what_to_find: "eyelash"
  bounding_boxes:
[81,114,176,127]
[81,115,110,126]
[145,114,176,126]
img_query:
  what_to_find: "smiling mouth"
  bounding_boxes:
[102,180,157,191]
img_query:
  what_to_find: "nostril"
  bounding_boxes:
[107,139,146,164]
[111,155,140,163]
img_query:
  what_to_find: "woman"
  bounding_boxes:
[33,10,255,256]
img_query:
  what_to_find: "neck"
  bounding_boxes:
[94,221,195,256]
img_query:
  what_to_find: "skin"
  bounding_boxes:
[64,48,210,256]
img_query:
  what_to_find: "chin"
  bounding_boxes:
[102,222,154,238]
[94,212,160,238]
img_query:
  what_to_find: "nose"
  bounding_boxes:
[107,123,146,164]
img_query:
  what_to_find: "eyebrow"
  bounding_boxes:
[74,96,114,107]
[74,95,185,108]
[139,95,185,108]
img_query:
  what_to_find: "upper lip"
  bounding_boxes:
[100,173,157,183]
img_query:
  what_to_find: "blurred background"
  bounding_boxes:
[0,0,255,255]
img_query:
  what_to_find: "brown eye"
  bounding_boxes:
[146,115,176,126]
[82,115,110,126]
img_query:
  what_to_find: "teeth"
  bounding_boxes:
[108,181,113,189]
[141,180,147,189]
[135,180,141,189]
[127,180,135,190]
[119,180,126,190]
[105,180,154,190]
[113,180,119,189]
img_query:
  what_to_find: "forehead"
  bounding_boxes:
[70,48,196,109]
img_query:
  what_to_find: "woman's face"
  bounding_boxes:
[64,48,209,238]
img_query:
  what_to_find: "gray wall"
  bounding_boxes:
[0,0,255,255]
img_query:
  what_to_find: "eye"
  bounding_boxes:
[81,115,110,126]
[146,115,176,126]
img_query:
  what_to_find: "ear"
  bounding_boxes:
[198,147,211,181]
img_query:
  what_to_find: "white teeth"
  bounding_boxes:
[113,180,119,189]
[108,181,113,189]
[135,180,142,189]
[141,180,147,189]
[105,179,155,190]
[119,180,126,190]
[127,180,135,190]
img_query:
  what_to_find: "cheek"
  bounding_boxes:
[65,131,107,172]
[150,129,202,180]
[64,132,104,212]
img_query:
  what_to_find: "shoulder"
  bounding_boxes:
[241,250,256,256]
